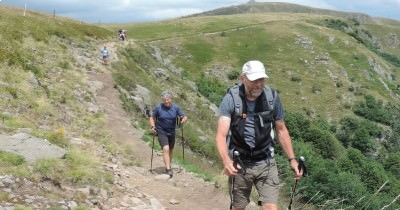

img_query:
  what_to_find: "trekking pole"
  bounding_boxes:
[150,133,155,172]
[181,123,185,163]
[229,151,240,210]
[229,151,247,209]
[287,156,307,210]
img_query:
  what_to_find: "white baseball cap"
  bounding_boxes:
[242,60,268,81]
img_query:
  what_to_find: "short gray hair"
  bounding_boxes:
[160,91,172,99]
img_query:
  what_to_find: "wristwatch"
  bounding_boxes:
[288,157,296,162]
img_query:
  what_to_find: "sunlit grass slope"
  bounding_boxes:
[111,13,400,122]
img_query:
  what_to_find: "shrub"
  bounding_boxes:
[303,126,345,159]
[285,112,310,141]
[290,75,302,82]
[382,152,400,179]
[196,73,226,104]
[336,116,381,154]
[353,95,395,125]
[227,70,240,80]
[324,19,349,31]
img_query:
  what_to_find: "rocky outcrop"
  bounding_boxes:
[0,133,66,162]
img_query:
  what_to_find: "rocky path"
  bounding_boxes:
[89,40,230,210]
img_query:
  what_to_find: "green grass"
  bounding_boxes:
[184,39,216,65]
[0,151,25,166]
[142,133,162,151]
[0,6,119,192]
[0,6,111,70]
[364,24,400,56]
[101,15,275,41]
[31,148,114,186]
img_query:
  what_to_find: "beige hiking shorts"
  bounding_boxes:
[229,159,280,208]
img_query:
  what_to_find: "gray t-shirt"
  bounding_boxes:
[219,90,284,149]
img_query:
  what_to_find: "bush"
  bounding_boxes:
[290,75,302,82]
[227,70,240,80]
[382,152,400,179]
[337,116,381,154]
[354,95,384,123]
[325,172,367,203]
[303,126,345,159]
[324,19,349,31]
[196,73,226,104]
[285,112,310,141]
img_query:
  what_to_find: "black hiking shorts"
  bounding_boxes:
[157,132,176,149]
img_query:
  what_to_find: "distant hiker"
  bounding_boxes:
[215,60,303,210]
[101,46,109,65]
[118,29,127,41]
[149,91,188,178]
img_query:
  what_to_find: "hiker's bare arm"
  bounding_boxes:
[149,116,156,133]
[275,120,302,178]
[216,116,237,176]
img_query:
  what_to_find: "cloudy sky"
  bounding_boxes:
[1,0,400,23]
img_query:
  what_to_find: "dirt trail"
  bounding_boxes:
[89,40,230,210]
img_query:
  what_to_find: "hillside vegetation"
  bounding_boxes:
[0,4,128,206]
[0,2,399,210]
[106,4,400,209]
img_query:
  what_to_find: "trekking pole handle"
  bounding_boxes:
[233,151,239,169]
[298,156,307,176]
[232,151,246,175]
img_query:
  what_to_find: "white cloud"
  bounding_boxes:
[144,8,203,20]
[1,0,400,22]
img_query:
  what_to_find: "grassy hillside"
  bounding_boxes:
[0,4,123,190]
[189,2,374,23]
[117,13,400,117]
[104,10,400,210]
[1,3,399,209]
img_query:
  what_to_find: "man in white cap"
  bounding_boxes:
[215,60,302,210]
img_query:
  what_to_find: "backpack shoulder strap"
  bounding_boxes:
[227,84,242,117]
[263,85,275,111]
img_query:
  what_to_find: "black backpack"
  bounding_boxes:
[227,84,275,120]
[226,84,277,156]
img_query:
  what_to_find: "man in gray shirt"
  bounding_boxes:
[215,60,302,210]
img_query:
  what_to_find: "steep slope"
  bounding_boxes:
[105,9,400,210]
[119,12,400,125]
[0,5,232,210]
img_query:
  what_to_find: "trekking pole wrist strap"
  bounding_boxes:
[288,157,296,162]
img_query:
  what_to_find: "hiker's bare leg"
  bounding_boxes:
[163,145,171,169]
[169,150,173,166]
[262,203,278,210]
